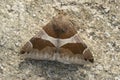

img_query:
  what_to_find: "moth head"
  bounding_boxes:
[83,48,94,63]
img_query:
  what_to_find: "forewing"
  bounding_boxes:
[20,29,56,60]
[57,34,94,64]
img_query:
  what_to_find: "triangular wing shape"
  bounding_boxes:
[20,11,94,64]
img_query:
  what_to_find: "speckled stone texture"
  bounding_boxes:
[0,0,120,80]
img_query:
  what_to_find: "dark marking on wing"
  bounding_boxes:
[61,43,94,63]
[20,41,32,54]
[61,43,87,54]
[43,12,77,39]
[83,49,94,63]
[30,37,55,50]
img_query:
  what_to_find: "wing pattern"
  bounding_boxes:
[20,11,94,64]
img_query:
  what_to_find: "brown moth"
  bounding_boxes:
[20,11,94,64]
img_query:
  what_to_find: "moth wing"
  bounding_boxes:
[20,29,56,60]
[58,33,94,64]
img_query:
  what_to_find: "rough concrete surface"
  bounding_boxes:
[0,0,120,80]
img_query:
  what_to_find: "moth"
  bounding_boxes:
[20,11,94,64]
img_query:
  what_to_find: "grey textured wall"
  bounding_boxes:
[0,0,120,80]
